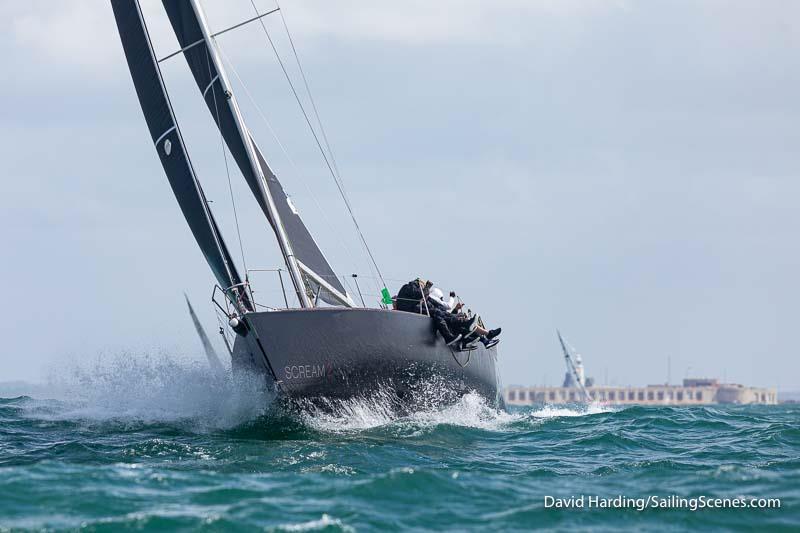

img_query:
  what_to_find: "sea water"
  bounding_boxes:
[0,355,797,531]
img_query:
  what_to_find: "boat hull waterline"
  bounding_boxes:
[231,308,501,409]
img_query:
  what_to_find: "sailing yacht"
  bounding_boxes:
[110,0,501,409]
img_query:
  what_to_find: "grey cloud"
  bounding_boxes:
[0,1,797,391]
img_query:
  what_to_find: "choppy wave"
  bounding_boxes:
[528,401,615,418]
[0,356,798,530]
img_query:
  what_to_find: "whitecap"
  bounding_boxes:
[270,513,354,532]
[529,401,616,419]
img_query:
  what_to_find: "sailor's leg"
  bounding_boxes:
[432,309,460,344]
[444,313,479,335]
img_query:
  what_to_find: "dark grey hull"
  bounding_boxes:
[231,308,501,409]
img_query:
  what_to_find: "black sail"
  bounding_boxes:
[251,142,350,304]
[111,0,248,310]
[161,1,349,303]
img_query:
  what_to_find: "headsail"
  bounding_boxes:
[250,144,353,306]
[111,0,249,312]
[162,0,352,307]
[185,293,225,374]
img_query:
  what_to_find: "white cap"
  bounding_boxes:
[430,287,445,301]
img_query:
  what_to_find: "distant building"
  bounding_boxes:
[534,332,778,406]
[505,378,777,406]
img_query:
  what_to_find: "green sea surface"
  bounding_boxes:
[0,358,797,531]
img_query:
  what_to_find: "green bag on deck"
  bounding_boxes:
[381,287,393,306]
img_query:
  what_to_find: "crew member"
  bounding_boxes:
[430,286,501,349]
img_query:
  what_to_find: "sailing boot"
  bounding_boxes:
[481,337,500,349]
[486,328,501,340]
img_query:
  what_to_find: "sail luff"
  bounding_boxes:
[249,138,354,308]
[161,0,351,308]
[111,0,249,313]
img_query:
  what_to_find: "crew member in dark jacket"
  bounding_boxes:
[395,278,426,313]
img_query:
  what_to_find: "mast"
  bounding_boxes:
[188,0,311,309]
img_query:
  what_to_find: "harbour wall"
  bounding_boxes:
[505,382,777,406]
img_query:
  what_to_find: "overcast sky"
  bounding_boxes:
[1,1,798,391]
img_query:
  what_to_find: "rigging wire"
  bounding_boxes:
[275,2,342,182]
[205,47,249,278]
[272,1,382,298]
[216,45,369,294]
[248,0,387,293]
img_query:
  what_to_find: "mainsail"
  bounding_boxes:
[111,0,249,312]
[162,0,352,307]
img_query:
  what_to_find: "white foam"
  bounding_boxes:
[299,388,398,431]
[529,401,615,419]
[407,392,521,431]
[301,389,522,434]
[271,514,354,532]
[35,353,272,431]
